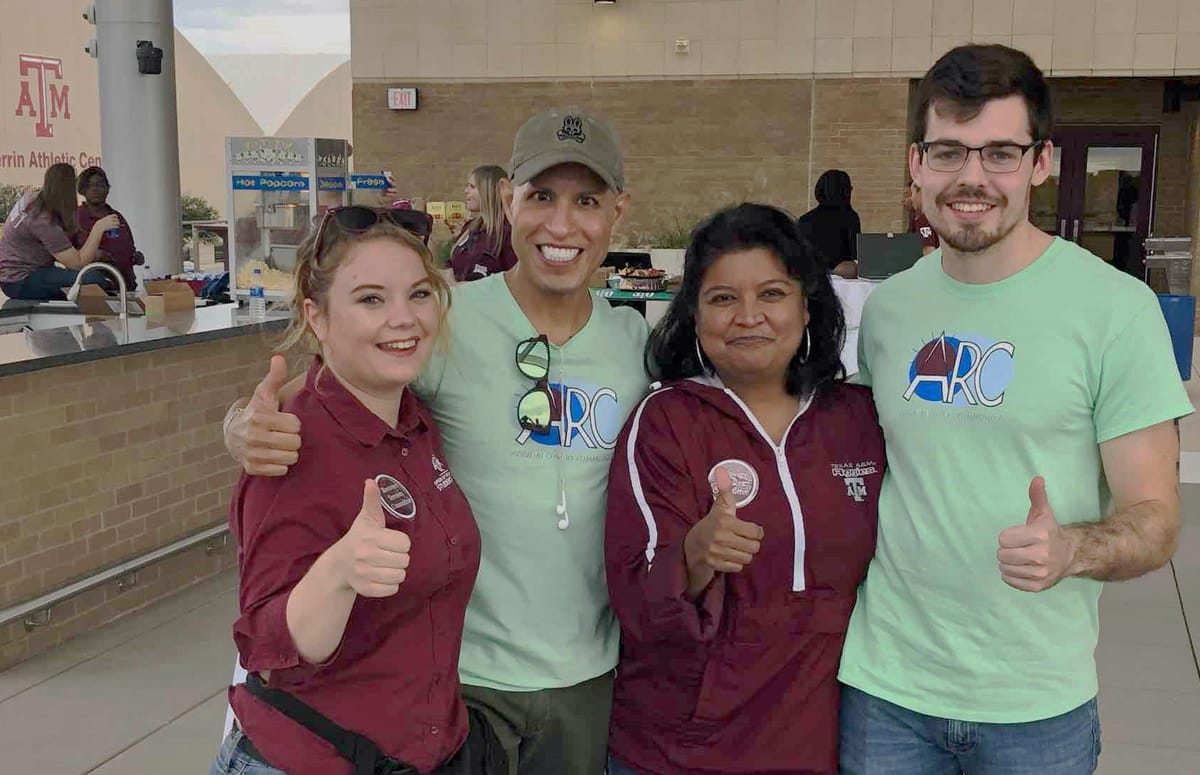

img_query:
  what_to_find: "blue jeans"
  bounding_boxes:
[607,755,641,775]
[1,266,80,301]
[839,685,1101,775]
[209,728,287,775]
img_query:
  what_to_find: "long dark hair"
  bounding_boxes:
[647,203,846,398]
[30,163,78,232]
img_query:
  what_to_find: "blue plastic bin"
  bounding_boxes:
[1157,294,1195,382]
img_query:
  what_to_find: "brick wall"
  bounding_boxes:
[1186,103,1200,332]
[354,74,1194,274]
[809,78,913,233]
[351,77,912,243]
[0,332,285,670]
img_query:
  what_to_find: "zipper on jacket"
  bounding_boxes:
[720,390,814,592]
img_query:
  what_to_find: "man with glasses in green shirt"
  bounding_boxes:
[838,44,1193,775]
[225,109,649,774]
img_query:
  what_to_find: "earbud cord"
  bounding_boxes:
[554,349,569,530]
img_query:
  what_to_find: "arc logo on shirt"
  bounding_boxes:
[374,474,417,520]
[431,455,454,492]
[904,332,1015,408]
[706,459,760,508]
[514,380,624,451]
[831,461,879,502]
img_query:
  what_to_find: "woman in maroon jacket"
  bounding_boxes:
[606,203,885,775]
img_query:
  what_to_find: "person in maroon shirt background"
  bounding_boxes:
[904,180,940,256]
[448,165,518,282]
[605,204,885,775]
[211,208,500,775]
[73,166,144,289]
[0,163,119,300]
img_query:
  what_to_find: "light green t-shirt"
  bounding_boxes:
[839,238,1193,722]
[414,275,650,691]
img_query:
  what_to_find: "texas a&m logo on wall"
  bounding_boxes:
[14,54,71,138]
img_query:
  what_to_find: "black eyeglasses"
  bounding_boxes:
[312,206,433,260]
[919,140,1045,174]
[515,335,558,434]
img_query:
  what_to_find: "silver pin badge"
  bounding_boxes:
[374,474,416,520]
[706,459,760,508]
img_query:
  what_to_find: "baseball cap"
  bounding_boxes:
[509,108,625,192]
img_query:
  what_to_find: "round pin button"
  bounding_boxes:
[706,459,760,508]
[374,474,416,520]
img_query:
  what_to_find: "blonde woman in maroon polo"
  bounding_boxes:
[212,207,498,775]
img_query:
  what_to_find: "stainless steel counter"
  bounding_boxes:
[0,303,289,377]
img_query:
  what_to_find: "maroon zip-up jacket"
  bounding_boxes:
[605,377,885,775]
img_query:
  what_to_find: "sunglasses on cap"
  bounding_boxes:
[312,206,433,260]
[515,335,560,434]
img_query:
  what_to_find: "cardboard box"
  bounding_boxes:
[427,201,446,227]
[446,201,468,230]
[74,284,124,317]
[141,280,195,317]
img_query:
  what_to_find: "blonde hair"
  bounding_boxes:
[277,217,451,356]
[470,165,508,256]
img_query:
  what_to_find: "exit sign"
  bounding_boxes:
[387,87,418,111]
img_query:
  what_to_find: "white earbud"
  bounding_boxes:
[556,491,569,530]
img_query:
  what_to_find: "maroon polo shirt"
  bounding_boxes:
[448,218,518,282]
[229,358,481,775]
[74,204,139,288]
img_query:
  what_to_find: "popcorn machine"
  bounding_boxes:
[224,137,350,301]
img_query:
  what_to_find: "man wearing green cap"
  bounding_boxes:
[225,108,648,774]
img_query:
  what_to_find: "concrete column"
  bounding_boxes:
[95,0,182,277]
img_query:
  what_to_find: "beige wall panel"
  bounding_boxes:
[350,1,1200,79]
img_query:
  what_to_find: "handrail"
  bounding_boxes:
[0,524,229,632]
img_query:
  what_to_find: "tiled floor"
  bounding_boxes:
[2,352,1200,774]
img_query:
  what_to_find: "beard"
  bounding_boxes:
[932,187,1019,254]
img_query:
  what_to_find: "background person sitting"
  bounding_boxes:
[74,166,144,290]
[0,163,118,301]
[797,169,862,279]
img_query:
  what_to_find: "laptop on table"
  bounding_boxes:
[856,233,923,281]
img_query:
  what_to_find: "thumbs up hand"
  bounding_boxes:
[332,479,412,597]
[228,355,303,477]
[997,477,1078,592]
[683,466,765,597]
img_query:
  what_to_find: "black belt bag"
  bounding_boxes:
[242,672,506,775]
